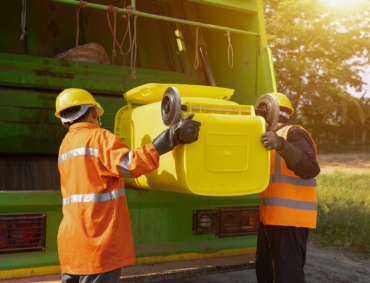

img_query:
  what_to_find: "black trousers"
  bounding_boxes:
[61,267,121,283]
[255,223,309,283]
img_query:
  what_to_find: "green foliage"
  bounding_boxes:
[263,0,370,147]
[311,172,370,257]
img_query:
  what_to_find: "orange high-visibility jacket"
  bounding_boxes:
[260,125,317,228]
[57,123,160,275]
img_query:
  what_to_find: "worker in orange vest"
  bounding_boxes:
[54,88,201,283]
[256,92,320,283]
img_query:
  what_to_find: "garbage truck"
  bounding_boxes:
[0,0,278,281]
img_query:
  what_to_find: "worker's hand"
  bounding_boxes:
[265,123,270,132]
[261,131,284,150]
[172,114,201,144]
[153,114,201,155]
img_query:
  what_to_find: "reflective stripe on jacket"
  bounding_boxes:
[260,125,317,228]
[57,123,160,274]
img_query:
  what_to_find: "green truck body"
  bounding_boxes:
[0,0,276,281]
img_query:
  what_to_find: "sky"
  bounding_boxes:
[349,65,370,98]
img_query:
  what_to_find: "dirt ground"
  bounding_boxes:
[228,241,369,283]
[240,242,370,283]
[318,151,370,174]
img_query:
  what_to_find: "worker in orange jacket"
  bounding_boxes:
[54,88,201,283]
[256,92,320,283]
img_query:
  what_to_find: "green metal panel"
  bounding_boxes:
[127,190,260,257]
[0,87,124,154]
[0,52,189,94]
[0,191,62,270]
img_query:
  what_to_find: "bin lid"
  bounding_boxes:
[124,83,234,104]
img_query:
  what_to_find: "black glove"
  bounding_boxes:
[153,114,201,155]
[261,130,302,166]
[261,131,284,150]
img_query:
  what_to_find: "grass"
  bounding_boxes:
[310,171,370,258]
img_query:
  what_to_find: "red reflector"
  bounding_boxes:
[217,206,259,238]
[192,206,259,238]
[10,221,41,246]
[0,214,46,254]
[0,222,8,249]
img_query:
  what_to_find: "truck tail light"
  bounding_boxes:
[0,214,46,254]
[193,206,259,238]
[217,206,259,238]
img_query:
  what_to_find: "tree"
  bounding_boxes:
[264,0,370,149]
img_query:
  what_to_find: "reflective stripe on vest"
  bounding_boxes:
[63,188,126,206]
[58,147,98,162]
[262,197,317,210]
[58,147,133,178]
[119,151,133,178]
[267,148,318,211]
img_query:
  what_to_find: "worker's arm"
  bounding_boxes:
[101,114,201,179]
[280,127,320,179]
[152,114,201,155]
[261,126,320,179]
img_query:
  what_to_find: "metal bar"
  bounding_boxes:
[52,0,258,36]
[198,46,217,86]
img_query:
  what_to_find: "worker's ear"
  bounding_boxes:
[90,107,98,119]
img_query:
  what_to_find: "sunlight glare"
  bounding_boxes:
[322,0,347,6]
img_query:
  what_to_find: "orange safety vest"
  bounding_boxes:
[57,123,160,275]
[260,125,317,228]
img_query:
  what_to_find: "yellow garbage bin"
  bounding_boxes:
[114,83,269,196]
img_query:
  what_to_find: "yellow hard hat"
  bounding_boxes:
[55,88,104,121]
[267,92,294,115]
